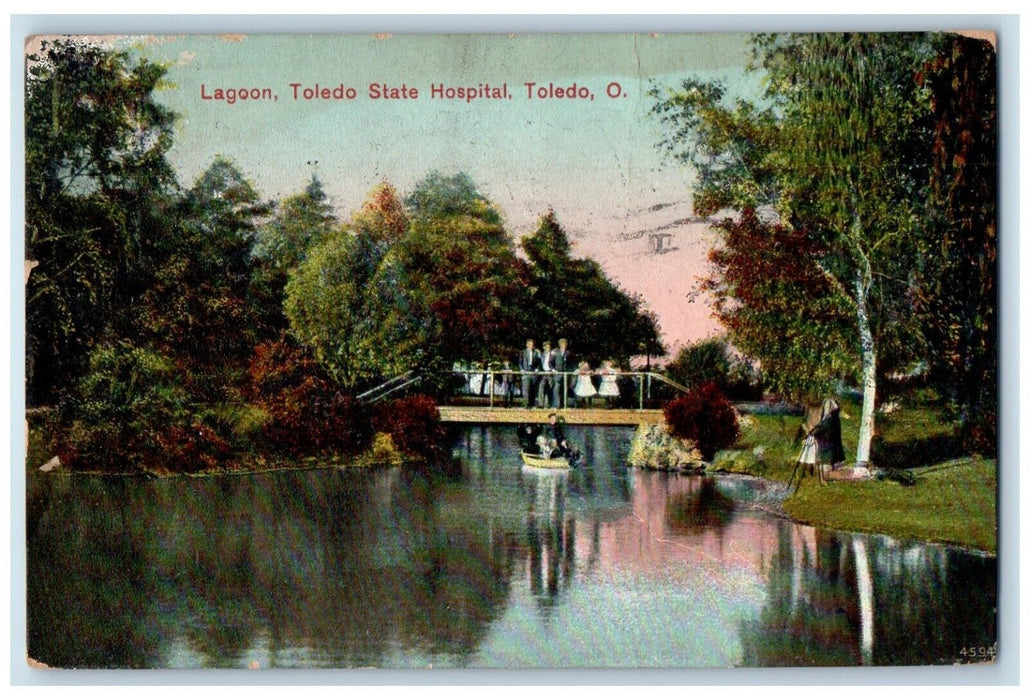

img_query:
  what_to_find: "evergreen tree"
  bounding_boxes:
[522,209,664,366]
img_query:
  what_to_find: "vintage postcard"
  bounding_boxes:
[22,30,999,672]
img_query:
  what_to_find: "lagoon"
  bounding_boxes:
[26,425,996,669]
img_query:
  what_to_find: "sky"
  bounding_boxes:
[32,33,763,351]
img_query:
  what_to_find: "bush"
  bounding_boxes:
[372,394,447,459]
[63,340,229,473]
[247,338,372,455]
[665,337,763,401]
[664,382,740,462]
[665,338,731,391]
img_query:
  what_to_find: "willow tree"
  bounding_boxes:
[652,33,938,470]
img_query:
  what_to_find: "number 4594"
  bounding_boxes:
[959,643,998,661]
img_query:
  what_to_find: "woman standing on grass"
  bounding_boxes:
[811,398,845,481]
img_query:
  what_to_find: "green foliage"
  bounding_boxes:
[395,172,526,369]
[521,209,665,365]
[284,182,425,390]
[136,157,274,409]
[911,35,997,455]
[285,230,404,389]
[255,174,337,272]
[26,39,179,404]
[405,170,503,226]
[251,173,338,331]
[63,341,230,473]
[665,337,732,390]
[649,78,781,216]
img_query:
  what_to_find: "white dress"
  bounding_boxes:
[573,371,597,398]
[598,369,620,397]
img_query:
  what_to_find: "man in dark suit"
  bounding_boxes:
[518,339,542,407]
[550,337,572,408]
[537,340,555,408]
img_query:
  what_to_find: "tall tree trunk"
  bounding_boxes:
[854,269,876,474]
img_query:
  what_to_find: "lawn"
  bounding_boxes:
[786,457,997,554]
[719,399,997,554]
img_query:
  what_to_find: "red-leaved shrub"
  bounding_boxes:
[247,338,372,455]
[664,382,740,461]
[373,394,447,459]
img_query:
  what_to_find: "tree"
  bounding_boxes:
[136,157,271,400]
[251,174,338,331]
[25,39,178,404]
[396,172,526,370]
[284,181,422,390]
[255,173,336,272]
[351,179,409,245]
[700,210,857,400]
[522,209,665,365]
[913,34,997,453]
[665,337,732,391]
[652,33,940,469]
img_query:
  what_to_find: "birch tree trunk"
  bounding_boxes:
[854,268,876,475]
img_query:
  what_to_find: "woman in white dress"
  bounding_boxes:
[597,359,620,407]
[573,361,597,406]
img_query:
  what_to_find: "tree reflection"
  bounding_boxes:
[27,476,162,668]
[738,521,996,666]
[663,477,735,536]
[27,466,521,668]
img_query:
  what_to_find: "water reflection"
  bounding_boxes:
[26,426,995,668]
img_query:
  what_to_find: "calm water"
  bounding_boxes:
[26,425,996,669]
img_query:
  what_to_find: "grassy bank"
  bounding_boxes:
[785,457,996,553]
[718,400,997,554]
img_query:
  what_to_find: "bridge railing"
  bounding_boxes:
[448,369,690,410]
[357,371,422,404]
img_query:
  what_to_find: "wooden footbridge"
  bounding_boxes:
[438,406,665,425]
[360,369,688,426]
[359,369,797,426]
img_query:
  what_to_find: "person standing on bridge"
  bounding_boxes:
[597,359,620,408]
[537,340,555,408]
[501,360,516,407]
[573,361,597,407]
[519,339,542,408]
[551,338,572,408]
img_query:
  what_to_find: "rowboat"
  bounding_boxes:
[520,451,574,470]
